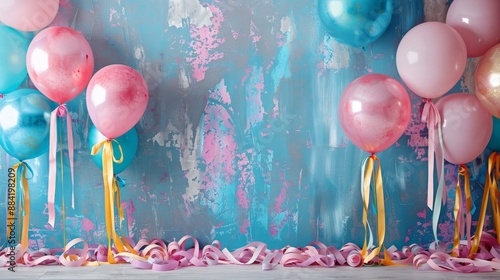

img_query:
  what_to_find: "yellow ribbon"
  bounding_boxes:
[452,165,472,257]
[361,155,387,264]
[469,152,500,257]
[91,140,137,263]
[8,162,31,252]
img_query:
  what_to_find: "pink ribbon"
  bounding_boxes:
[421,100,444,209]
[3,232,500,273]
[421,100,445,244]
[47,104,74,228]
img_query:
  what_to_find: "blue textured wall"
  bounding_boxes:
[0,0,489,251]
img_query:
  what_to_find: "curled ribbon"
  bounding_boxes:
[7,162,33,253]
[91,140,136,263]
[420,100,445,244]
[361,155,388,264]
[470,152,500,257]
[452,165,472,257]
[4,233,500,272]
[47,104,75,228]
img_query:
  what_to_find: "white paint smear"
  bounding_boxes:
[168,0,213,28]
[280,16,295,42]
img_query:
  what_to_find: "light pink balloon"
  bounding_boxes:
[86,64,149,139]
[338,74,411,154]
[26,26,94,104]
[446,0,500,58]
[436,93,492,165]
[0,0,59,31]
[396,22,467,99]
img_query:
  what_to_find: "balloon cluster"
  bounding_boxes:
[0,1,147,171]
[336,0,500,258]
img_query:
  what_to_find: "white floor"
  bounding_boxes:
[3,264,500,280]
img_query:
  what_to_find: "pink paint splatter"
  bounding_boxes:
[122,199,136,238]
[270,225,279,236]
[201,80,237,199]
[240,219,250,234]
[236,151,254,210]
[416,208,426,219]
[81,218,95,234]
[109,8,117,23]
[250,21,261,46]
[404,100,428,160]
[187,5,225,82]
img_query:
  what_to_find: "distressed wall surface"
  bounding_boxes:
[1,0,489,251]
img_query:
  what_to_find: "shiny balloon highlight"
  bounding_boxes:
[446,0,500,58]
[26,26,94,104]
[0,89,52,160]
[317,0,393,47]
[396,22,467,99]
[475,43,500,119]
[86,64,149,139]
[338,74,411,154]
[437,93,492,165]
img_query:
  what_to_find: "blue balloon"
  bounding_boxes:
[318,0,393,47]
[0,89,51,160]
[487,116,500,152]
[0,26,28,93]
[88,125,138,174]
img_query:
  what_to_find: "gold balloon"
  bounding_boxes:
[475,43,500,118]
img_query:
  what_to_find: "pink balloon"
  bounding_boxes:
[436,93,492,165]
[338,74,411,154]
[446,0,500,58]
[26,26,94,104]
[86,65,149,139]
[0,0,59,31]
[396,22,467,99]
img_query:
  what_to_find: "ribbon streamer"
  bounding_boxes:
[3,232,500,272]
[420,100,445,244]
[91,140,136,263]
[7,162,33,253]
[360,155,387,263]
[47,104,75,228]
[470,152,500,257]
[452,165,472,257]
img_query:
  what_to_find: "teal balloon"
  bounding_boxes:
[0,26,28,93]
[88,125,138,174]
[0,89,51,160]
[318,0,393,47]
[487,116,500,152]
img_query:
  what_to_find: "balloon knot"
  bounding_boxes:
[56,104,69,117]
[458,164,469,175]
